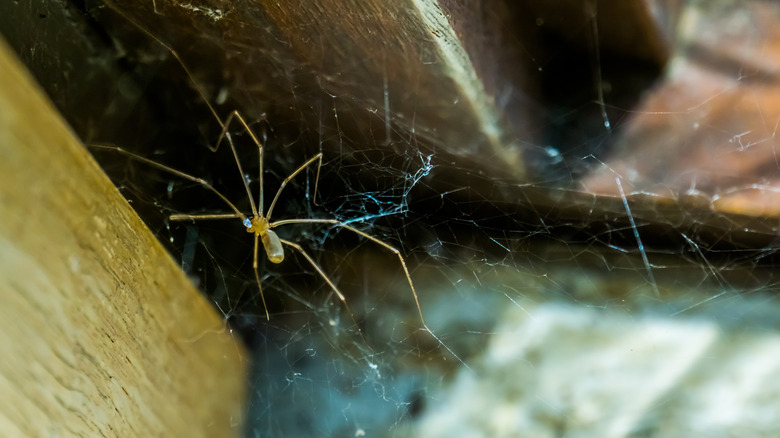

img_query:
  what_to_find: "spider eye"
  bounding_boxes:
[243,218,252,229]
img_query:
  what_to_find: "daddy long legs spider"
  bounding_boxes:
[91,118,440,347]
[90,5,464,363]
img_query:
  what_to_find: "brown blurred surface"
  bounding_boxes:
[583,1,780,219]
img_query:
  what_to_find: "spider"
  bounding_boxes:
[90,6,462,360]
[92,124,419,326]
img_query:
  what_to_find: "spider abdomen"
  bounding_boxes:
[262,229,284,264]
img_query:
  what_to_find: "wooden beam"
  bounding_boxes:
[0,35,246,436]
[99,0,533,180]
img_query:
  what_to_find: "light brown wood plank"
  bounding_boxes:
[0,35,246,437]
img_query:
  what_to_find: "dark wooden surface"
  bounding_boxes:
[89,0,535,182]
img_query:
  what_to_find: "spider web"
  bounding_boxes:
[6,0,780,436]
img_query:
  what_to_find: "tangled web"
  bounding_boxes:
[53,0,780,436]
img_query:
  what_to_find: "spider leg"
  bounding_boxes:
[273,221,426,327]
[209,110,261,218]
[271,218,470,369]
[104,8,262,218]
[169,213,244,221]
[253,232,270,320]
[279,238,363,331]
[210,113,323,222]
[265,153,323,221]
[89,144,246,219]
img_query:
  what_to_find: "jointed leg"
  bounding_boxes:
[266,153,323,221]
[279,238,361,330]
[89,144,246,219]
[169,213,244,221]
[209,110,261,217]
[209,111,323,220]
[101,7,263,218]
[294,220,466,365]
[271,219,433,335]
[253,232,270,320]
[272,218,470,369]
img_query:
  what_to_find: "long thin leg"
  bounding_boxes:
[105,8,262,220]
[90,144,246,219]
[211,112,322,224]
[271,218,466,367]
[253,232,270,320]
[273,219,423,319]
[169,213,244,221]
[210,110,263,218]
[108,9,222,135]
[266,153,323,221]
[279,238,361,332]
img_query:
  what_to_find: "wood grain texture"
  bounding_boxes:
[99,0,532,180]
[0,36,246,437]
[260,0,529,173]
